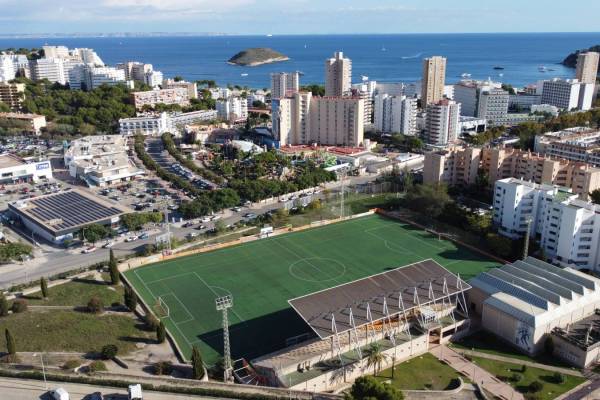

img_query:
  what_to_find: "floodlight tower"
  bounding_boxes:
[215,295,234,382]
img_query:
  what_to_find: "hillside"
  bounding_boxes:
[228,47,289,66]
[562,45,600,68]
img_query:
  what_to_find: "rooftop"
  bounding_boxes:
[289,259,470,339]
[470,257,600,327]
[9,189,130,235]
[0,154,25,169]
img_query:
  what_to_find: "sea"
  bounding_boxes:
[1,33,600,89]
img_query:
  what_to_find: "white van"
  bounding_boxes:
[128,384,143,400]
[51,387,69,400]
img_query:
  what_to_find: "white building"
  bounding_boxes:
[325,52,352,97]
[209,87,231,100]
[69,65,129,91]
[64,135,144,187]
[30,58,67,85]
[424,100,460,147]
[0,154,53,184]
[493,178,600,270]
[534,127,600,167]
[575,52,599,85]
[116,61,163,87]
[216,96,248,122]
[453,79,508,124]
[132,88,190,110]
[0,56,16,82]
[540,78,594,111]
[271,72,300,99]
[373,93,417,135]
[42,46,104,66]
[119,110,218,136]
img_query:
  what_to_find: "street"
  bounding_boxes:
[0,174,380,289]
[0,376,228,400]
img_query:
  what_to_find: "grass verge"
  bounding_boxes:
[374,353,463,391]
[21,275,123,307]
[470,356,585,400]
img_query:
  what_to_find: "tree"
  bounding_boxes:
[124,286,137,311]
[81,223,109,244]
[403,183,450,218]
[401,167,413,193]
[0,293,8,317]
[5,328,16,359]
[365,343,388,376]
[590,189,600,205]
[486,233,514,259]
[11,299,27,313]
[157,321,166,344]
[108,249,120,285]
[544,336,554,355]
[345,376,403,400]
[191,345,205,379]
[40,277,48,299]
[529,380,543,393]
[552,372,565,384]
[87,296,103,314]
[100,344,118,360]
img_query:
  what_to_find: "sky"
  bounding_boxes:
[1,0,599,35]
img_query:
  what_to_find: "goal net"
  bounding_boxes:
[153,296,170,318]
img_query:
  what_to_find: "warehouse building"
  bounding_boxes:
[8,189,129,244]
[469,257,600,361]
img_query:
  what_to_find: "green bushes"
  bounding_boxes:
[0,242,33,263]
[87,297,103,314]
[162,133,223,184]
[62,359,82,370]
[153,360,173,375]
[120,212,163,231]
[88,360,107,373]
[100,344,118,360]
[11,299,28,313]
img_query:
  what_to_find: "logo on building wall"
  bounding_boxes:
[515,321,533,352]
[36,163,50,170]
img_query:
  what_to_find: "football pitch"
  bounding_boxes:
[124,214,498,365]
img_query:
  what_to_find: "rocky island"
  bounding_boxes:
[228,47,289,66]
[562,45,600,68]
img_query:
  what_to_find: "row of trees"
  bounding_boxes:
[161,132,223,184]
[120,212,163,231]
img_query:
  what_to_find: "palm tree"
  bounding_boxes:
[365,343,388,376]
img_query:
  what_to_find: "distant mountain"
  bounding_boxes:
[228,48,289,67]
[562,45,600,68]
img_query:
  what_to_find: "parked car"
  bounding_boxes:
[211,215,221,221]
[182,221,195,228]
[125,236,138,242]
[139,232,149,240]
[187,232,199,239]
[128,384,143,400]
[102,241,115,249]
[231,206,242,212]
[50,387,70,400]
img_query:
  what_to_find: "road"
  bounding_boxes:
[0,376,227,400]
[0,174,379,289]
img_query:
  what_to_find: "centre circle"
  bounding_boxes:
[289,257,347,282]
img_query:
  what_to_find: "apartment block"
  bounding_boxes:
[131,88,190,110]
[534,127,600,167]
[424,99,460,147]
[421,56,446,105]
[373,93,417,135]
[424,145,600,198]
[272,92,364,147]
[325,52,352,97]
[163,79,197,99]
[575,52,599,84]
[216,96,248,122]
[540,78,594,111]
[271,72,300,99]
[0,112,47,135]
[0,82,25,109]
[493,178,600,271]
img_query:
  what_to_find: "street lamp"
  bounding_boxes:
[33,352,47,389]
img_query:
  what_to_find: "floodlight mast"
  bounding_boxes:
[215,295,234,382]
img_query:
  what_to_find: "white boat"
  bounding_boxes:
[381,46,387,52]
[461,73,471,78]
[266,34,273,37]
[498,73,504,77]
[241,73,248,77]
[538,65,547,72]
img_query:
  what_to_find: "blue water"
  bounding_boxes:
[1,33,599,88]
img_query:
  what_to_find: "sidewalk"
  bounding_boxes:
[430,345,524,400]
[451,347,583,377]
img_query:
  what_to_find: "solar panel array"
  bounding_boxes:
[24,191,124,232]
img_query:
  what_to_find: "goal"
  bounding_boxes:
[153,296,170,318]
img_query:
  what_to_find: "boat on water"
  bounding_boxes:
[461,73,472,78]
[538,65,547,72]
[241,73,249,77]
[498,73,504,77]
[493,66,504,70]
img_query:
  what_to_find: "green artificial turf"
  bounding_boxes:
[125,214,498,365]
